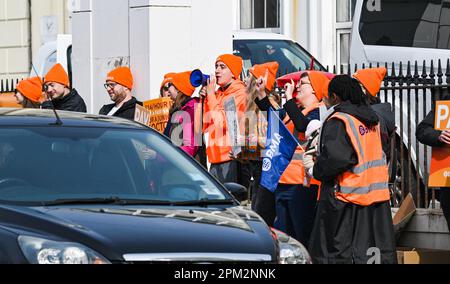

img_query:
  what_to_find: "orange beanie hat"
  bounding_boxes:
[249,62,279,92]
[107,67,134,90]
[16,77,43,103]
[216,54,243,79]
[308,71,330,101]
[160,73,176,90]
[353,67,387,97]
[171,71,195,97]
[44,63,69,87]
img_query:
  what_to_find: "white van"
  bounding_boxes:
[350,0,450,205]
[350,0,450,68]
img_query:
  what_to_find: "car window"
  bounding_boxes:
[234,39,325,77]
[42,51,57,76]
[359,0,450,49]
[0,127,227,204]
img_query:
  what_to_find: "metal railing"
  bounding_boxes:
[0,78,21,93]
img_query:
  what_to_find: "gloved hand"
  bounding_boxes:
[303,148,316,174]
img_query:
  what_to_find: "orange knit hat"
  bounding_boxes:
[44,63,69,87]
[171,71,195,97]
[307,71,330,101]
[107,67,134,90]
[353,67,387,97]
[249,62,279,92]
[16,77,43,103]
[216,54,243,79]
[160,73,176,90]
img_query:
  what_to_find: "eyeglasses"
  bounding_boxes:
[42,84,49,92]
[104,83,118,90]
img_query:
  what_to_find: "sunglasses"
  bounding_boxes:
[163,83,173,92]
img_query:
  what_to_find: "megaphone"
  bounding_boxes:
[190,69,210,87]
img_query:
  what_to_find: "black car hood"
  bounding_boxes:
[0,205,277,263]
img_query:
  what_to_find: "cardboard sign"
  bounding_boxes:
[143,98,173,133]
[134,104,151,126]
[224,96,242,157]
[429,101,450,187]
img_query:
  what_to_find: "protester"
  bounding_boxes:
[163,71,200,157]
[14,77,43,109]
[238,61,279,226]
[160,73,176,98]
[42,63,87,113]
[309,75,397,264]
[100,66,142,120]
[354,67,395,162]
[416,94,450,232]
[200,54,247,184]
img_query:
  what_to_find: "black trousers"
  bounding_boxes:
[440,189,450,232]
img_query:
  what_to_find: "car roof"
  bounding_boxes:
[232,30,292,41]
[0,108,148,129]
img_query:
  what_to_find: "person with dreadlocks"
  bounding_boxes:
[309,75,397,264]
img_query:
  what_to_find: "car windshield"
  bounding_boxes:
[234,39,325,77]
[0,127,228,205]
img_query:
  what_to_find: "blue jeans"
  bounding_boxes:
[274,184,318,246]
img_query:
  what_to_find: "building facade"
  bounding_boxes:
[233,0,356,69]
[0,0,70,81]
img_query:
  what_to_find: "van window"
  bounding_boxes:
[359,0,450,49]
[234,39,325,77]
[43,51,57,76]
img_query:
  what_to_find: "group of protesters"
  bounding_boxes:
[12,52,450,264]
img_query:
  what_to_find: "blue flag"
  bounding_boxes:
[260,108,299,192]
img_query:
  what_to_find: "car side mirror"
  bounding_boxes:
[223,183,248,203]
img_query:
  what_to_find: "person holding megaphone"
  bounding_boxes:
[199,54,247,184]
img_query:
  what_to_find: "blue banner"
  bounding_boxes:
[260,108,299,192]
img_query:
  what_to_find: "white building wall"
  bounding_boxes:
[0,0,70,81]
[0,0,30,81]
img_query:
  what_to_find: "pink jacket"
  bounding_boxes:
[170,98,200,157]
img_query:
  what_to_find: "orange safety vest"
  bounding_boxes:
[329,112,390,206]
[279,103,322,186]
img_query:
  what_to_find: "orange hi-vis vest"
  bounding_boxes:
[329,112,390,206]
[279,103,322,186]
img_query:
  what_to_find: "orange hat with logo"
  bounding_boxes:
[16,77,43,103]
[44,63,69,87]
[308,71,330,101]
[249,62,279,92]
[107,67,134,90]
[171,71,196,97]
[353,67,387,97]
[160,73,176,90]
[216,54,243,79]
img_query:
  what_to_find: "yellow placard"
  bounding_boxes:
[143,97,173,133]
[134,104,151,126]
[429,101,450,187]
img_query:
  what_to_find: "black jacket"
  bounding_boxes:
[42,89,87,113]
[313,101,379,182]
[372,103,396,162]
[99,97,143,120]
[309,101,397,264]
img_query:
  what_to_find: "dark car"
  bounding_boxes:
[0,109,311,264]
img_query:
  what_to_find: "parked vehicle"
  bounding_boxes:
[0,109,311,264]
[233,31,326,77]
[349,0,450,205]
[350,0,450,69]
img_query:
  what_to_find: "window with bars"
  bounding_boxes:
[336,0,357,69]
[240,0,280,30]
